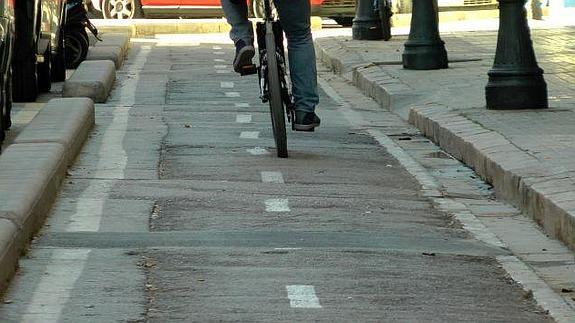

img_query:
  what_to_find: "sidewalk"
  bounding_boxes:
[315,26,575,251]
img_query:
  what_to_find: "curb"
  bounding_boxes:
[0,98,95,293]
[316,40,575,251]
[92,17,323,37]
[63,60,116,103]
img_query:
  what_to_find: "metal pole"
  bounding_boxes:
[402,0,448,70]
[352,0,383,40]
[485,0,547,110]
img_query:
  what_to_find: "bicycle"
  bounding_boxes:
[239,0,294,158]
[374,0,393,41]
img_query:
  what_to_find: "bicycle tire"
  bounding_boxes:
[264,29,288,158]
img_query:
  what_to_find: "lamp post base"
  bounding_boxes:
[486,74,548,110]
[402,41,448,70]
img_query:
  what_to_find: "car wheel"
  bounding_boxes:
[38,43,52,93]
[12,56,38,102]
[102,0,142,19]
[65,27,90,69]
[333,17,353,27]
[52,27,67,82]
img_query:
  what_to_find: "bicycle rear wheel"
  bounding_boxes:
[265,29,288,158]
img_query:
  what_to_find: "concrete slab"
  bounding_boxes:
[14,98,95,166]
[86,46,124,69]
[63,60,116,103]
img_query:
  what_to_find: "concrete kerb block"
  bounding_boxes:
[14,98,95,166]
[63,60,116,103]
[87,46,124,69]
[94,32,130,55]
[0,143,68,293]
[0,218,19,293]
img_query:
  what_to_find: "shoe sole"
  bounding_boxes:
[233,46,255,73]
[293,122,320,132]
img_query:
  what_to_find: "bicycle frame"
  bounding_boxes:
[256,0,295,125]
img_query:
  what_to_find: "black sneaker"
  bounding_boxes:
[233,40,255,73]
[294,111,321,132]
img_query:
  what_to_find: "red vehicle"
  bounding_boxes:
[90,0,355,25]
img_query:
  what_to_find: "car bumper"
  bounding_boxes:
[311,0,356,17]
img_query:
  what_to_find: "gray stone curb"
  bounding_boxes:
[87,46,124,69]
[315,39,575,251]
[14,98,95,166]
[0,143,67,292]
[63,60,116,103]
[94,32,130,57]
[0,99,95,293]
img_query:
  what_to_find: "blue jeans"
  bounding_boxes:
[221,0,319,113]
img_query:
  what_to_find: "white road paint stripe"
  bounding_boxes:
[217,70,230,74]
[67,46,151,232]
[275,248,302,250]
[22,249,91,322]
[286,285,322,309]
[225,92,241,98]
[214,58,226,62]
[240,131,259,139]
[498,256,575,323]
[214,65,228,69]
[265,199,290,212]
[236,114,252,123]
[318,76,575,321]
[212,46,222,50]
[235,103,250,108]
[221,81,234,88]
[214,51,225,55]
[247,147,270,155]
[261,171,284,183]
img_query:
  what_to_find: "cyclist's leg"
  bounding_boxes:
[221,0,254,45]
[221,0,255,72]
[272,0,319,114]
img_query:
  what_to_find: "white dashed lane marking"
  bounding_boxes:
[214,51,225,55]
[247,147,270,155]
[265,199,290,212]
[217,70,231,74]
[214,65,228,69]
[225,92,241,98]
[240,131,259,139]
[221,81,234,88]
[235,103,250,108]
[286,285,322,309]
[214,58,226,62]
[261,171,284,183]
[236,114,252,123]
[212,46,222,50]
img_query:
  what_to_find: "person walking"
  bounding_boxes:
[221,0,321,131]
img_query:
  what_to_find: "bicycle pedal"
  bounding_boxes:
[240,64,257,76]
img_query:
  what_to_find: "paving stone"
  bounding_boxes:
[86,46,124,69]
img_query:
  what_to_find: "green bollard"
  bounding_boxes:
[352,0,384,40]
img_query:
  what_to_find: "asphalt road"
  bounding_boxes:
[0,36,552,322]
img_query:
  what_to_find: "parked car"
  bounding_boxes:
[13,0,66,102]
[89,0,356,25]
[0,0,15,148]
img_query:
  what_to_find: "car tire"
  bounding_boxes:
[102,0,143,19]
[38,43,52,93]
[52,27,67,82]
[12,56,38,103]
[4,67,12,131]
[333,17,353,27]
[65,27,90,69]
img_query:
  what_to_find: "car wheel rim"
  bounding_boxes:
[106,0,135,19]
